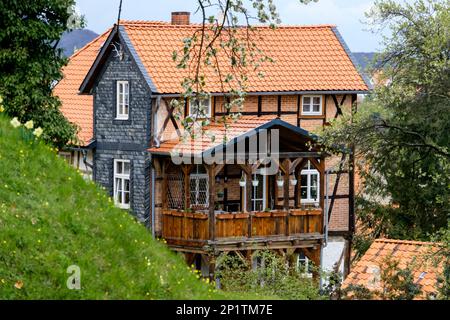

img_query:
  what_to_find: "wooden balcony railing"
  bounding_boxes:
[161,209,323,248]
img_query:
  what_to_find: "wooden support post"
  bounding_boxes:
[245,171,252,213]
[282,159,290,210]
[208,255,216,282]
[282,159,291,236]
[161,160,169,210]
[182,165,192,210]
[207,164,216,241]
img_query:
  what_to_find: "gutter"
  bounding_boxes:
[154,90,371,99]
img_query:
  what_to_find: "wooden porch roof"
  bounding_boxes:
[149,116,318,157]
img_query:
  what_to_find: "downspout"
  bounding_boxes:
[151,164,156,239]
[324,169,330,247]
[153,96,161,148]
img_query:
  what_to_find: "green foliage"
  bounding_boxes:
[216,250,324,300]
[430,224,450,300]
[318,0,450,241]
[0,0,81,147]
[0,114,261,299]
[377,255,422,300]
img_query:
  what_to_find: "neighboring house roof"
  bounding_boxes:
[149,116,316,157]
[81,20,371,95]
[53,30,110,145]
[343,239,442,299]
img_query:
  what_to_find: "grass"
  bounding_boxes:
[0,114,266,299]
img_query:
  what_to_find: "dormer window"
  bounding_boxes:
[116,81,129,120]
[188,97,211,119]
[302,95,322,115]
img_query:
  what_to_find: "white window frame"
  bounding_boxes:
[243,173,267,211]
[301,95,322,116]
[297,252,313,278]
[188,97,211,119]
[116,81,130,120]
[113,159,131,209]
[190,165,209,208]
[59,151,72,165]
[301,161,320,204]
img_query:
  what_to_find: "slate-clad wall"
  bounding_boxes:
[92,37,152,225]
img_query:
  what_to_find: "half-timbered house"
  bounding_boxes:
[54,12,371,279]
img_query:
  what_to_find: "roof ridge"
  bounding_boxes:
[374,238,436,246]
[120,20,335,29]
[67,28,112,61]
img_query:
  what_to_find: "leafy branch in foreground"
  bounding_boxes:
[170,0,317,140]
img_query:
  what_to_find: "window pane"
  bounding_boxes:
[301,187,308,199]
[124,162,130,175]
[313,97,321,105]
[313,104,320,112]
[116,162,122,174]
[124,179,130,192]
[310,187,318,200]
[311,174,318,188]
[124,191,130,204]
[303,97,311,104]
[301,174,308,186]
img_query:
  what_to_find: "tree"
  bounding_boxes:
[317,0,450,243]
[0,0,84,147]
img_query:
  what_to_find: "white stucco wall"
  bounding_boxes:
[321,236,346,275]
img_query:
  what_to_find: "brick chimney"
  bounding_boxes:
[171,11,190,25]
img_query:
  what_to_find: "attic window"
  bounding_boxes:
[189,97,211,119]
[116,81,129,120]
[302,95,322,115]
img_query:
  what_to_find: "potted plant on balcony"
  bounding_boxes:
[239,175,246,187]
[276,173,284,188]
[290,174,298,186]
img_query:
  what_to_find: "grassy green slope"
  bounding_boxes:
[0,115,257,299]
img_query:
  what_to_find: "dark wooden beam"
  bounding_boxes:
[257,95,262,117]
[328,154,346,222]
[277,95,282,117]
[207,164,216,241]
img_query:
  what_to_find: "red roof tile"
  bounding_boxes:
[149,115,278,156]
[122,21,368,94]
[53,30,110,145]
[343,239,443,299]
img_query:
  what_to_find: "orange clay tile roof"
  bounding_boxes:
[53,30,111,145]
[343,239,443,299]
[121,21,369,94]
[149,115,281,156]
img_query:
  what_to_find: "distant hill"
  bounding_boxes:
[352,52,377,72]
[58,29,99,57]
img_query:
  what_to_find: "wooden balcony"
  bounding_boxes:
[162,208,323,252]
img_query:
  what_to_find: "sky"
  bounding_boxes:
[75,0,387,52]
